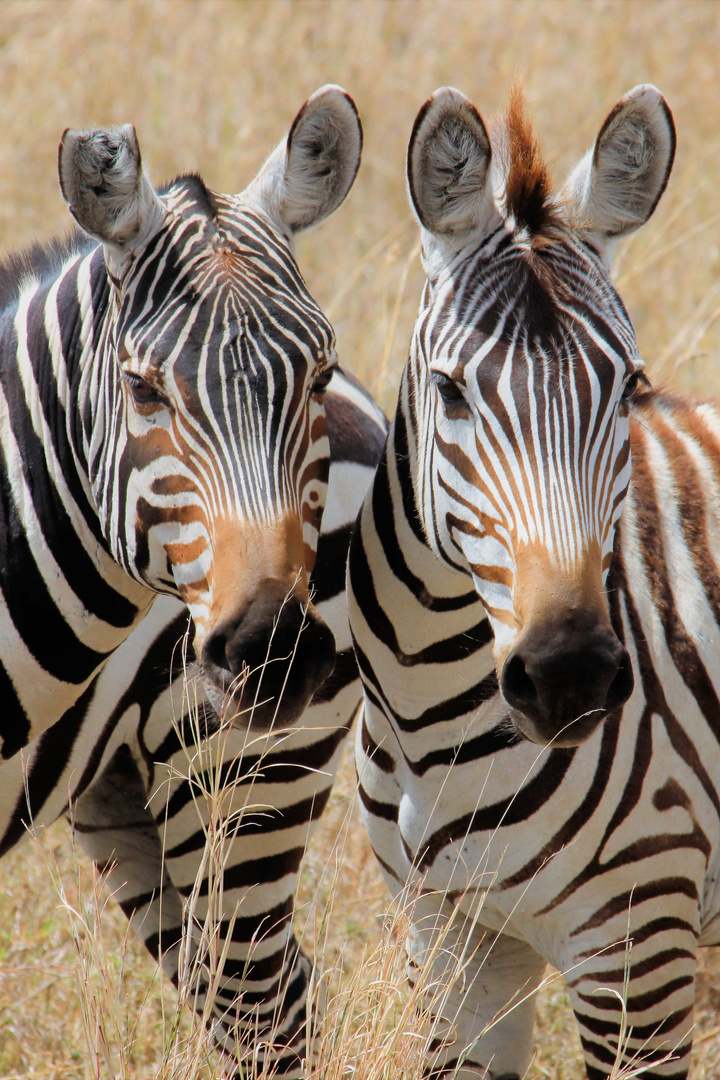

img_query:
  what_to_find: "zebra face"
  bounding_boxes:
[406,85,675,747]
[59,87,363,730]
[114,195,338,727]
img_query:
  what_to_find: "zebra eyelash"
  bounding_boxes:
[622,370,651,402]
[311,366,335,395]
[430,371,467,407]
[122,370,166,406]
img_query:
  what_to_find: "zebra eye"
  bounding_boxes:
[431,372,466,407]
[622,371,650,402]
[311,368,334,395]
[123,371,162,405]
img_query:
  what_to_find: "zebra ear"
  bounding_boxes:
[561,85,676,263]
[243,85,362,234]
[407,87,500,253]
[59,125,166,276]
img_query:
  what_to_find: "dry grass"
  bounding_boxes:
[0,0,719,406]
[1,1,720,1077]
[6,745,719,1079]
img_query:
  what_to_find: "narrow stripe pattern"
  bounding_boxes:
[0,176,335,755]
[349,87,713,1079]
[0,92,385,1075]
[0,370,387,1075]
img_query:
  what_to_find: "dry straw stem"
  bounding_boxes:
[1,1,720,1077]
[6,696,720,1079]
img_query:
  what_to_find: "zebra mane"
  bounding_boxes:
[494,84,558,239]
[0,173,221,316]
[0,230,93,314]
[483,87,574,346]
[162,173,219,220]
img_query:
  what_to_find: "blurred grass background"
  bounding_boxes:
[1,0,719,405]
[0,1,719,1077]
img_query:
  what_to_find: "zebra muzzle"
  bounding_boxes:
[499,615,634,747]
[199,579,336,731]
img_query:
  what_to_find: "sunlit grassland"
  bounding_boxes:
[0,1,719,1077]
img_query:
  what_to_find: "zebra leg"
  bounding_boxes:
[140,699,351,1078]
[63,653,343,1078]
[70,742,186,977]
[405,895,546,1080]
[564,944,697,1079]
[70,692,346,1078]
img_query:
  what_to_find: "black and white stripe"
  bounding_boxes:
[0,84,364,757]
[349,85,714,1079]
[0,86,388,1075]
[0,368,386,1074]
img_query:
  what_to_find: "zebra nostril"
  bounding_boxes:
[202,630,231,676]
[501,653,538,709]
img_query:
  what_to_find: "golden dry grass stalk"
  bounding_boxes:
[1,1,719,1078]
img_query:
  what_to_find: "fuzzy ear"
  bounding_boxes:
[59,125,166,277]
[561,84,676,262]
[407,87,501,249]
[243,85,362,234]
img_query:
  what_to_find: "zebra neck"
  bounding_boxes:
[0,245,156,755]
[351,406,495,727]
[1,248,113,546]
[378,406,480,610]
[54,247,152,598]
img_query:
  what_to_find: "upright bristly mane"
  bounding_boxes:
[0,174,220,319]
[496,83,558,239]
[0,231,93,316]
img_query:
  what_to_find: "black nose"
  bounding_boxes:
[200,579,336,729]
[500,615,633,746]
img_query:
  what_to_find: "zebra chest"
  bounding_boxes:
[0,587,153,756]
[390,707,720,951]
[392,776,580,954]
[0,477,154,754]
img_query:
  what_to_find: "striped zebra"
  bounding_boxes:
[0,366,385,1074]
[1,83,363,756]
[0,86,386,1073]
[348,85,716,1079]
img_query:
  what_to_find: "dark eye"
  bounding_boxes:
[311,367,334,395]
[431,372,466,407]
[622,371,650,402]
[123,371,162,405]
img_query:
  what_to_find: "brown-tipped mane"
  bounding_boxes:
[502,83,557,238]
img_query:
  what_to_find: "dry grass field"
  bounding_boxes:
[0,1,719,1077]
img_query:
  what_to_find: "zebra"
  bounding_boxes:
[0,85,386,1074]
[348,84,716,1079]
[0,83,363,758]
[0,364,385,1075]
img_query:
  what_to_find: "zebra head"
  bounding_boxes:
[58,86,362,730]
[405,85,675,747]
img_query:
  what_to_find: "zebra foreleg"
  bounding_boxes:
[141,710,349,1079]
[564,949,696,1079]
[70,743,186,979]
[71,732,319,1079]
[405,895,546,1080]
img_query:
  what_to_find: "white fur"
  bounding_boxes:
[243,84,362,235]
[560,84,676,263]
[59,125,166,279]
